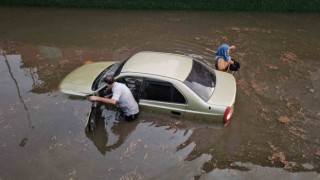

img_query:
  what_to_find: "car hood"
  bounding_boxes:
[59,61,116,96]
[207,70,236,107]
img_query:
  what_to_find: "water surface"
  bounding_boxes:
[0,7,319,179]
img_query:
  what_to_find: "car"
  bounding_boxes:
[59,51,236,124]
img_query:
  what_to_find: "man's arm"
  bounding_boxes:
[89,96,117,105]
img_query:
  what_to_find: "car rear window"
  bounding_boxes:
[183,60,216,102]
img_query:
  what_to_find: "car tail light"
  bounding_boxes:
[223,106,231,124]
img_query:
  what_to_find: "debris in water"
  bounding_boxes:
[250,80,269,95]
[267,142,296,170]
[277,116,291,124]
[280,52,298,65]
[19,138,28,147]
[264,64,279,70]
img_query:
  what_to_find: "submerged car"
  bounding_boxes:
[60,51,236,124]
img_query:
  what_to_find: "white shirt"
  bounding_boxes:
[111,82,139,116]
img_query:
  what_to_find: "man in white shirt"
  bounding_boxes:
[89,76,139,121]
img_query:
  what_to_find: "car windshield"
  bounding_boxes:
[183,60,216,102]
[92,60,127,91]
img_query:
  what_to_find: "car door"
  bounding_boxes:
[139,78,187,118]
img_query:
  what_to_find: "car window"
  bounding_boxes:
[172,87,186,103]
[142,80,186,104]
[183,60,215,102]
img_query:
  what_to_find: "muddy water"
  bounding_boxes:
[0,7,319,179]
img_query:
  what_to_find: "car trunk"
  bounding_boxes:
[207,70,236,107]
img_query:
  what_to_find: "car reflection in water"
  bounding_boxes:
[85,107,139,155]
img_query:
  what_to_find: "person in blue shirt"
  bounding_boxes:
[214,44,236,71]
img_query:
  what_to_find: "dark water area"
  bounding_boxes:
[0,7,319,179]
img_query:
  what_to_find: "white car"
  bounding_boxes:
[60,51,236,124]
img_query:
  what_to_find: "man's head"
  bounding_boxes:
[104,76,115,88]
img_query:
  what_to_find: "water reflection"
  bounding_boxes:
[38,46,63,59]
[200,162,319,180]
[85,108,138,155]
[1,53,34,147]
[177,125,224,161]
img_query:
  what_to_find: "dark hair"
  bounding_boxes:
[103,76,115,85]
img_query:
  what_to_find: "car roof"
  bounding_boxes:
[120,51,193,81]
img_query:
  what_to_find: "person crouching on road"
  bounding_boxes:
[215,44,236,72]
[89,76,139,121]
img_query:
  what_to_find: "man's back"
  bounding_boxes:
[111,82,139,116]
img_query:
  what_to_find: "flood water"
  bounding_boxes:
[0,7,319,179]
